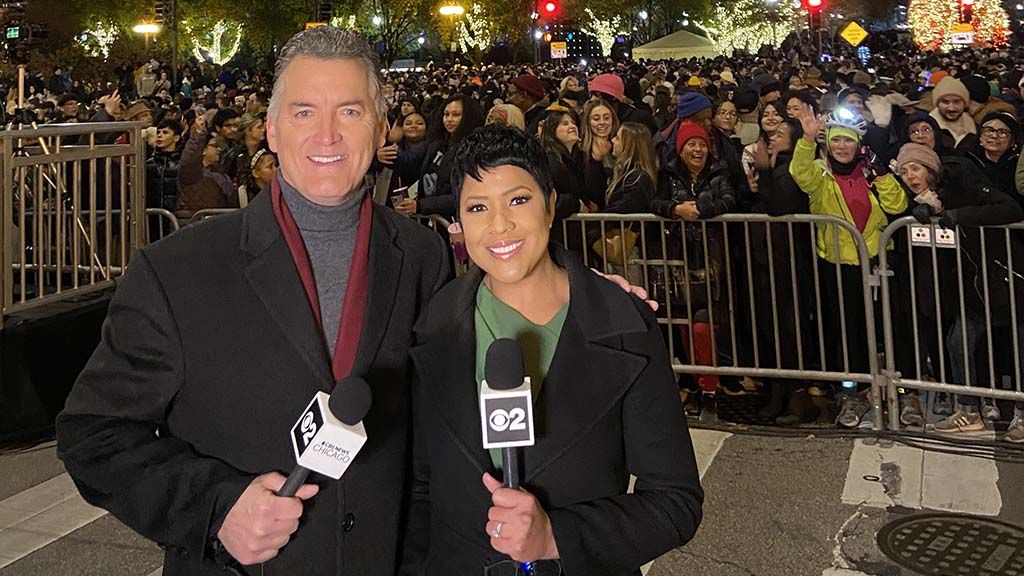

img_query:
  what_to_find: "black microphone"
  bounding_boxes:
[481,339,535,490]
[279,377,372,497]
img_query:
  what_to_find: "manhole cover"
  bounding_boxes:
[877,513,1024,575]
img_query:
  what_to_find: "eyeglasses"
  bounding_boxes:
[716,110,738,118]
[909,126,933,136]
[483,560,563,576]
[981,126,1012,139]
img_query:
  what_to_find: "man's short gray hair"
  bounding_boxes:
[268,27,386,124]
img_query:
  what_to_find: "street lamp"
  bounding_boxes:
[638,10,648,20]
[132,22,160,50]
[438,4,465,64]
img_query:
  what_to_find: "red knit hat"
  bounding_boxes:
[675,121,709,155]
[511,75,546,100]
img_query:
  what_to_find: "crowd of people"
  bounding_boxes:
[18,38,1024,442]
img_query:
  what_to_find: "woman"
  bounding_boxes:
[376,111,429,206]
[651,122,736,420]
[539,110,590,222]
[590,123,660,282]
[485,103,526,130]
[894,142,1024,439]
[397,94,484,218]
[401,124,703,576]
[580,100,621,210]
[742,101,785,174]
[963,111,1020,196]
[226,112,267,181]
[790,106,908,428]
[711,99,740,142]
[236,148,277,207]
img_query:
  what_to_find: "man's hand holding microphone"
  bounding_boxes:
[217,377,373,566]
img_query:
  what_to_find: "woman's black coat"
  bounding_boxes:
[399,247,704,576]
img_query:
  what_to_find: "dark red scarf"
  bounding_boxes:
[271,176,373,382]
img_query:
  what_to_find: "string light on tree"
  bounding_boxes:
[79,21,119,60]
[328,15,358,29]
[582,8,627,56]
[187,19,244,65]
[696,0,800,56]
[458,4,493,53]
[907,0,1009,50]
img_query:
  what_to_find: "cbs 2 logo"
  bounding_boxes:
[299,411,318,447]
[488,407,527,432]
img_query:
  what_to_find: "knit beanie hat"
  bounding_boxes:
[827,125,862,144]
[676,92,711,119]
[733,89,760,114]
[511,75,546,100]
[896,143,941,174]
[675,121,710,155]
[588,73,626,102]
[962,75,990,104]
[932,76,969,104]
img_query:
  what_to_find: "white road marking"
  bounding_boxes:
[146,569,162,576]
[641,428,732,576]
[0,473,107,569]
[841,438,1001,516]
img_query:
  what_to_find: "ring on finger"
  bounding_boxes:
[491,522,503,539]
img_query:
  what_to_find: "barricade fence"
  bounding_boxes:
[1,122,147,329]
[878,217,1024,431]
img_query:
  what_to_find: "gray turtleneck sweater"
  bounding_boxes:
[280,174,362,350]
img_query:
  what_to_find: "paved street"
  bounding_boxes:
[2,425,1022,576]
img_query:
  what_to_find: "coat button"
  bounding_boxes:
[343,513,355,532]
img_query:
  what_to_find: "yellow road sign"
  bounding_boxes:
[840,22,868,47]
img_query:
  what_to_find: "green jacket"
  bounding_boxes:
[789,138,908,265]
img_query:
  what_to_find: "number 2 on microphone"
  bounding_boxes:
[300,412,318,446]
[488,408,527,432]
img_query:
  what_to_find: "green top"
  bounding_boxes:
[475,281,569,471]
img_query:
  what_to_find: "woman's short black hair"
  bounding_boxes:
[450,124,554,208]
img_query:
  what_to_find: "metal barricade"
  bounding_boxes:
[878,216,1024,431]
[146,208,181,243]
[189,208,238,224]
[561,212,886,427]
[1,122,147,330]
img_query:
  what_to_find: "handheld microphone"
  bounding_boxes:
[278,377,372,497]
[480,339,535,489]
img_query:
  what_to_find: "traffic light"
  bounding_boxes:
[804,0,824,28]
[318,2,333,22]
[538,0,559,19]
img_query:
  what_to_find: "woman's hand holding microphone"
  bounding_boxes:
[482,473,559,563]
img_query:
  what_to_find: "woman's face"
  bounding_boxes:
[785,98,805,120]
[908,120,935,149]
[612,133,622,157]
[565,77,580,92]
[400,101,415,116]
[761,105,783,133]
[681,138,708,173]
[459,164,555,288]
[980,119,1013,158]
[829,135,858,164]
[252,154,278,187]
[443,101,463,134]
[555,114,579,149]
[769,122,794,154]
[898,161,931,196]
[589,105,614,139]
[248,119,266,142]
[713,102,738,132]
[402,113,426,143]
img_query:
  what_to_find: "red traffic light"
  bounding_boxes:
[543,1,557,13]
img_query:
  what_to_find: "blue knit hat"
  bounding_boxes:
[677,92,711,119]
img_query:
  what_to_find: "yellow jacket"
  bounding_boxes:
[789,138,907,265]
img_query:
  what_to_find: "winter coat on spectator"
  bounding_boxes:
[146,149,182,212]
[962,139,1020,198]
[176,129,234,216]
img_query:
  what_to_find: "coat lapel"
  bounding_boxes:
[241,192,334,390]
[522,250,648,483]
[350,206,403,378]
[409,267,495,475]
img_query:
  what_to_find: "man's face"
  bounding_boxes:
[218,118,241,141]
[155,127,180,152]
[62,100,79,118]
[506,86,527,111]
[266,56,386,206]
[908,120,936,149]
[202,138,222,165]
[936,95,965,122]
[843,94,866,115]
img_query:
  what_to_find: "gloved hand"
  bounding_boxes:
[866,95,893,128]
[937,210,957,230]
[911,202,934,224]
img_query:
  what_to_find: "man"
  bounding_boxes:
[55,94,80,123]
[177,113,235,216]
[507,74,548,134]
[145,119,183,210]
[929,76,976,150]
[56,27,450,576]
[588,73,658,135]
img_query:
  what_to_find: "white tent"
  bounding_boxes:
[632,30,720,60]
